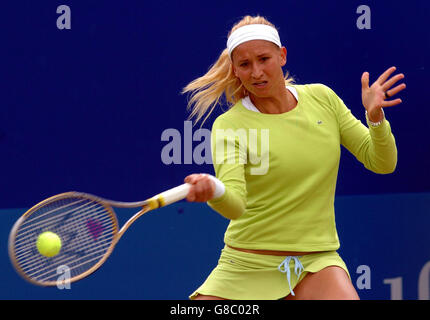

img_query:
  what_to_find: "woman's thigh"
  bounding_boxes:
[285,266,360,300]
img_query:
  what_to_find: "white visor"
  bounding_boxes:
[227,24,282,58]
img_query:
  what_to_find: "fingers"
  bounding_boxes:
[367,66,406,106]
[382,98,402,108]
[376,66,397,84]
[184,174,203,185]
[385,83,406,99]
[184,174,215,202]
[382,73,405,92]
[361,72,369,89]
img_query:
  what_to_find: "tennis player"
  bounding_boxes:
[182,15,405,300]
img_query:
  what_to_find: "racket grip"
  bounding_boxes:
[151,183,191,208]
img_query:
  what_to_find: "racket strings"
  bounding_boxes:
[14,200,109,257]
[17,198,89,234]
[15,203,111,254]
[11,196,117,284]
[17,217,115,278]
[15,199,104,242]
[16,210,114,282]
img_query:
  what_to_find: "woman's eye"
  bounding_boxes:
[240,62,248,67]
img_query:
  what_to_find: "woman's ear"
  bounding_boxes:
[280,47,287,67]
[231,64,238,77]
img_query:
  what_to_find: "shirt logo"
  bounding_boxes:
[317,120,323,125]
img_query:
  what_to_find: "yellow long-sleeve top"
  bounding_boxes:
[207,83,397,252]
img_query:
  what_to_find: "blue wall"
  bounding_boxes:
[1,1,429,299]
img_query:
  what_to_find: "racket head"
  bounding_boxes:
[8,192,120,286]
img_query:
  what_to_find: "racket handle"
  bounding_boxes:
[150,183,191,208]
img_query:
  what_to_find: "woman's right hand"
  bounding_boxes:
[184,174,216,202]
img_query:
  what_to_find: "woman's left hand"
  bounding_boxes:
[361,66,406,122]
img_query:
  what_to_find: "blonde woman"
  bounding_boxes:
[182,15,405,300]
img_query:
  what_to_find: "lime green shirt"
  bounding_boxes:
[207,83,397,252]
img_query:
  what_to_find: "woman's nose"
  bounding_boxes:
[251,63,263,79]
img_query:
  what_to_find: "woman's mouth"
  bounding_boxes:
[252,81,268,88]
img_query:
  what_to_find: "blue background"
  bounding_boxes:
[0,0,429,299]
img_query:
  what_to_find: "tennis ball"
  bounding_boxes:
[36,231,62,257]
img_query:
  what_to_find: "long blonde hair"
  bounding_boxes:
[182,15,294,126]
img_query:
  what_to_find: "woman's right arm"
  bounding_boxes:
[185,117,247,220]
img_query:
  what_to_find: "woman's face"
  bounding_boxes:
[231,40,287,98]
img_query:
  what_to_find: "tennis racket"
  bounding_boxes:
[8,183,191,286]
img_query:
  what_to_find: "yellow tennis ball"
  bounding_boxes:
[36,231,62,257]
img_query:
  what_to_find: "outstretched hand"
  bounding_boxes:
[361,66,406,122]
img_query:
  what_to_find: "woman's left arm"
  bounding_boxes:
[331,67,406,174]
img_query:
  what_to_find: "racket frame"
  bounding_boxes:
[8,183,190,286]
